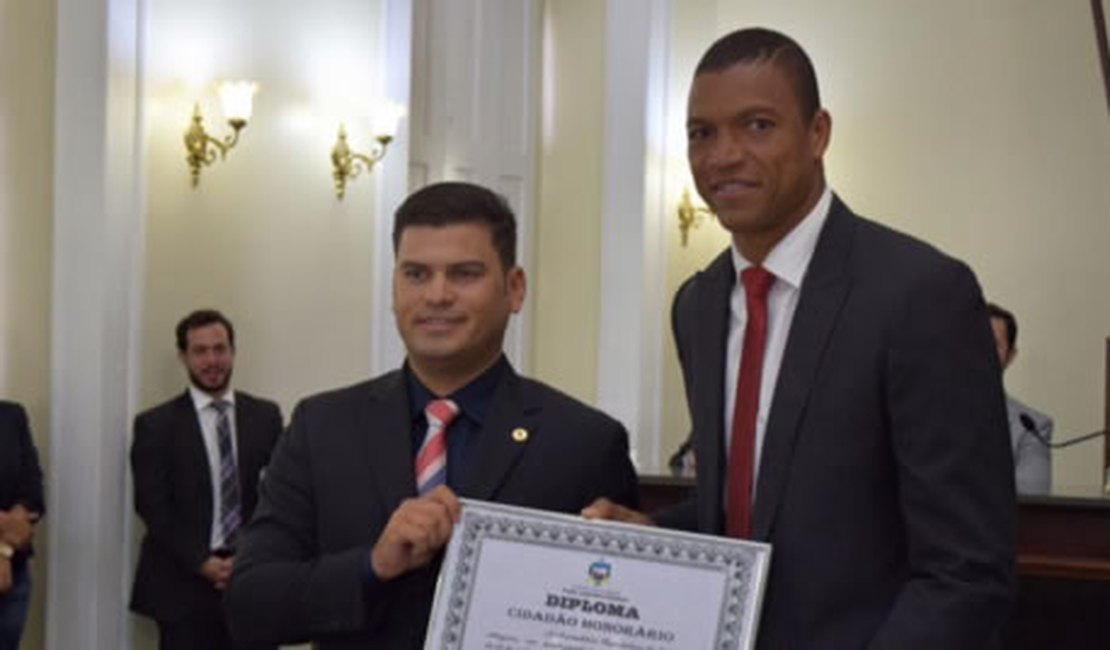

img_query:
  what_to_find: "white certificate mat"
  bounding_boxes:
[424,499,771,650]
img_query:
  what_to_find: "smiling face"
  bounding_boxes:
[179,322,235,397]
[393,222,525,393]
[687,60,831,262]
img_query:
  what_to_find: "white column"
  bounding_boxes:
[596,0,671,470]
[370,0,414,376]
[47,0,146,648]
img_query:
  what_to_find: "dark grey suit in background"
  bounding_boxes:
[130,391,281,641]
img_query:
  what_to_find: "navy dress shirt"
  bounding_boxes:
[362,357,509,591]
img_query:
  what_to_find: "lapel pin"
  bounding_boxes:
[511,427,529,443]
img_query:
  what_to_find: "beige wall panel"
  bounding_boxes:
[0,0,56,647]
[532,0,607,403]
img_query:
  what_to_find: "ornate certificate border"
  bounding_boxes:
[425,499,771,650]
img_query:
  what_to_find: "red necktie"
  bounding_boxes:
[415,399,459,495]
[726,266,775,538]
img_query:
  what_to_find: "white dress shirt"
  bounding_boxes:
[188,385,239,550]
[724,186,833,495]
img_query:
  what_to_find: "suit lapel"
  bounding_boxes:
[232,392,264,501]
[362,372,419,512]
[752,198,855,538]
[178,392,214,521]
[460,368,537,500]
[688,253,733,533]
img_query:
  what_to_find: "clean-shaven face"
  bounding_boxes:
[687,60,830,257]
[392,222,525,383]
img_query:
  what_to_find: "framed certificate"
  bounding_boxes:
[424,499,771,649]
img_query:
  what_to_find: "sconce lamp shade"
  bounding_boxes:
[218,80,258,124]
[369,101,406,139]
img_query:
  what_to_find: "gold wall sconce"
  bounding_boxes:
[184,81,258,187]
[330,103,405,199]
[677,187,715,247]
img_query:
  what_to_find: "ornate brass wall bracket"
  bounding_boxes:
[331,125,392,199]
[183,81,256,188]
[184,104,247,187]
[677,187,715,247]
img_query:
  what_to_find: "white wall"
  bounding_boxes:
[141,0,385,415]
[136,1,385,647]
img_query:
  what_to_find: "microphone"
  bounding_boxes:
[1019,413,1108,449]
[668,437,694,475]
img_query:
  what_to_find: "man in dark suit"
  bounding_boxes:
[225,182,639,649]
[130,309,282,650]
[586,28,1015,648]
[0,401,45,650]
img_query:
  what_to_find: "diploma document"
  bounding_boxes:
[424,499,771,650]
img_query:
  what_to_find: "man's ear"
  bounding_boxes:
[507,266,526,313]
[809,108,832,159]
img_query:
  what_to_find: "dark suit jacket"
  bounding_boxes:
[130,390,282,623]
[658,197,1015,649]
[226,364,639,649]
[0,401,45,570]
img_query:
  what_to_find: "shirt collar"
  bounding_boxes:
[730,185,833,290]
[188,385,235,414]
[405,355,509,425]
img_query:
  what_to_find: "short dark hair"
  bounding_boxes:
[986,302,1017,350]
[695,27,822,120]
[392,182,517,270]
[175,309,235,352]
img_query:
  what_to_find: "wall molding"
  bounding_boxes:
[370,0,414,376]
[596,0,671,470]
[47,1,147,648]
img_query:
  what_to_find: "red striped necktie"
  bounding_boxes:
[415,399,460,495]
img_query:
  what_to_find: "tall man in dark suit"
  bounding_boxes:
[585,28,1015,648]
[130,309,282,650]
[225,182,639,649]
